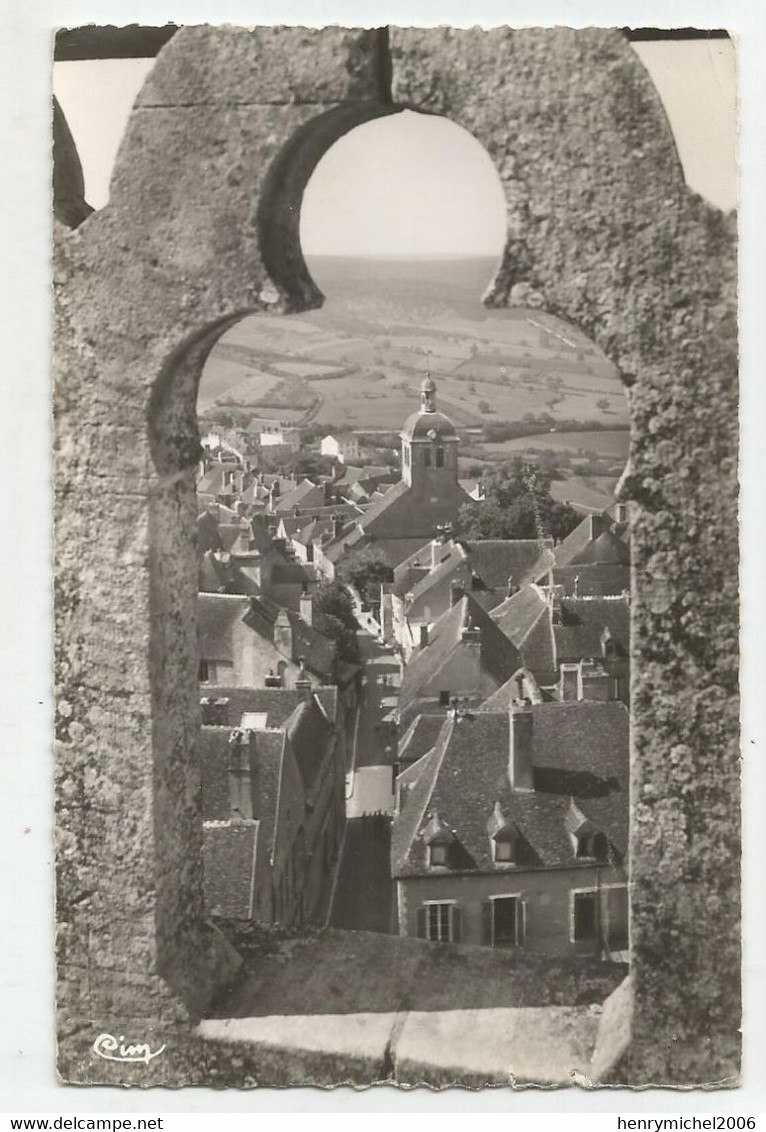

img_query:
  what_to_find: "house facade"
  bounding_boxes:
[392,700,629,959]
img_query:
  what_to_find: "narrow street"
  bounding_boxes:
[328,626,400,933]
[345,630,400,818]
[327,816,395,934]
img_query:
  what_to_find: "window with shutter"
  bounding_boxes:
[415,905,427,938]
[605,885,629,950]
[450,904,462,943]
[481,900,493,946]
[491,896,521,946]
[422,901,455,941]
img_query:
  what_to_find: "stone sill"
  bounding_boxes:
[197,923,630,1088]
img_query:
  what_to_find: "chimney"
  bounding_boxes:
[323,480,333,503]
[273,609,293,659]
[332,512,344,540]
[559,663,579,702]
[506,574,519,599]
[295,657,312,702]
[547,584,564,624]
[508,701,534,792]
[300,587,313,627]
[578,659,611,701]
[293,504,300,517]
[419,624,429,648]
[461,614,481,645]
[614,502,628,524]
[430,537,441,570]
[200,695,230,726]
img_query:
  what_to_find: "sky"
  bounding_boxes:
[52,38,737,256]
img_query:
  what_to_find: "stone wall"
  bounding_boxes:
[54,25,738,1086]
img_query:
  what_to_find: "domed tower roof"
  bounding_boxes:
[402,410,457,441]
[402,373,457,440]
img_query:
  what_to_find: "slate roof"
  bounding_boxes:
[398,593,522,719]
[391,700,629,877]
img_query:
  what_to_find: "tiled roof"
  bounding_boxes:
[398,594,522,719]
[197,594,251,662]
[392,700,629,877]
[404,544,467,603]
[468,539,555,588]
[398,713,448,767]
[197,511,224,554]
[198,549,233,594]
[200,726,235,820]
[272,480,328,514]
[293,517,334,546]
[553,564,631,598]
[202,820,259,919]
[554,512,631,569]
[270,561,313,585]
[218,522,247,552]
[490,585,555,676]
[479,667,546,710]
[371,538,434,570]
[200,683,339,729]
[284,698,335,793]
[553,596,630,661]
[243,595,337,679]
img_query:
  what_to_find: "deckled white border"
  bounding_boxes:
[1,0,763,1116]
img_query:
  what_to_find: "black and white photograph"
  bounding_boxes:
[4,1,761,1111]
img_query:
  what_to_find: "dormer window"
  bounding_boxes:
[601,627,618,659]
[487,802,519,866]
[422,810,454,869]
[575,831,608,861]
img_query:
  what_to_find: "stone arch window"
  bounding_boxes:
[53,25,738,1087]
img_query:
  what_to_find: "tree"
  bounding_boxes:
[337,547,394,606]
[457,457,581,542]
[313,582,360,664]
[596,397,610,413]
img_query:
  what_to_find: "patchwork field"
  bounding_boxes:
[198,257,628,437]
[483,430,630,459]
